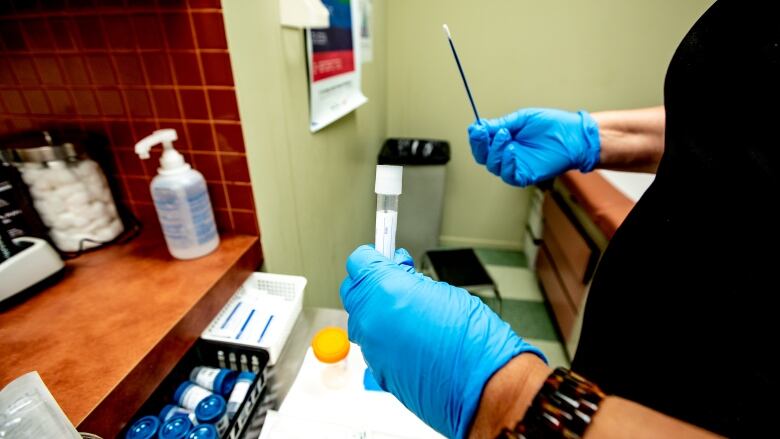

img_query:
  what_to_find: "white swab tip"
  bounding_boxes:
[442,24,451,38]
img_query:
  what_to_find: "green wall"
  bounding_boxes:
[223,0,713,308]
[386,0,714,249]
[223,0,388,308]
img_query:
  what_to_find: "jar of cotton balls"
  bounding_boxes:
[11,137,124,253]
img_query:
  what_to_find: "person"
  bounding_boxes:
[340,1,777,438]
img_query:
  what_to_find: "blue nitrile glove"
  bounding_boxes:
[340,245,546,439]
[467,108,601,187]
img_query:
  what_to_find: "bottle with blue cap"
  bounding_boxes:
[189,366,237,396]
[159,403,198,425]
[158,414,193,439]
[195,394,229,436]
[187,424,219,439]
[174,381,214,411]
[126,415,160,439]
[226,371,256,419]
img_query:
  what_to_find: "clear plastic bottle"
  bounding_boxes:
[311,327,350,389]
[134,129,219,260]
[374,165,403,259]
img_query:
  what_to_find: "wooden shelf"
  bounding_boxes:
[0,228,261,437]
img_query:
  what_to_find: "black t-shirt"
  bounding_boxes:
[571,1,779,437]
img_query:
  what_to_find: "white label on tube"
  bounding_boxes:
[180,384,213,411]
[375,210,397,259]
[191,367,220,392]
[227,379,251,418]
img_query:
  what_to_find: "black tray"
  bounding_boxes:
[121,338,270,439]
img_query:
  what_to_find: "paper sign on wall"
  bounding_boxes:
[306,0,367,132]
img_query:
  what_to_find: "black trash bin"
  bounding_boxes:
[378,138,450,263]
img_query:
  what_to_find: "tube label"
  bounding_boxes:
[180,384,213,411]
[227,379,251,419]
[375,210,397,259]
[192,367,220,392]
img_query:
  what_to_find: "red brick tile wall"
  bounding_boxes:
[0,0,259,236]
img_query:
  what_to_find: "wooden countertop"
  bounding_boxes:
[0,229,261,437]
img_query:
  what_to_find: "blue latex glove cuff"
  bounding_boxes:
[467,108,602,187]
[577,110,601,173]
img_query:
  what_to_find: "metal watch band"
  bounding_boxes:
[498,367,606,439]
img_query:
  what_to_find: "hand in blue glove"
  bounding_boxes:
[340,245,546,439]
[467,108,601,187]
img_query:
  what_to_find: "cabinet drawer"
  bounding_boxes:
[543,222,586,311]
[543,194,593,283]
[536,246,576,341]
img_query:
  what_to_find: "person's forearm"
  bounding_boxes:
[469,353,722,439]
[591,106,665,173]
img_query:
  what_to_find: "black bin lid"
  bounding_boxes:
[378,138,450,165]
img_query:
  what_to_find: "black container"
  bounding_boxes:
[121,339,270,439]
[378,138,450,166]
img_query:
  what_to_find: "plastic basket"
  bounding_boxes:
[202,272,306,366]
[121,339,270,439]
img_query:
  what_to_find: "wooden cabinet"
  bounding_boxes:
[536,193,599,345]
[536,171,645,351]
[536,246,577,339]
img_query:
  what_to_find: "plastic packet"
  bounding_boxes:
[0,371,81,439]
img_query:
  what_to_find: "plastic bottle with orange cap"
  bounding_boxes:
[312,326,351,389]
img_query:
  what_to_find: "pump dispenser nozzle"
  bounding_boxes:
[134,129,189,173]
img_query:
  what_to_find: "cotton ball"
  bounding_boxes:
[84,201,108,221]
[21,167,42,186]
[81,174,106,198]
[66,189,90,208]
[99,187,115,204]
[29,184,50,200]
[52,212,77,230]
[53,183,78,201]
[70,212,90,229]
[44,195,67,215]
[76,160,101,178]
[34,201,55,227]
[97,218,124,241]
[30,174,56,192]
[86,181,104,200]
[50,229,78,252]
[33,200,52,218]
[48,166,77,186]
[106,202,118,218]
[86,215,110,233]
[33,200,63,225]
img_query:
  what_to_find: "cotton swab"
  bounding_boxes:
[443,24,481,124]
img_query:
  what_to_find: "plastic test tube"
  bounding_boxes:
[374,165,403,259]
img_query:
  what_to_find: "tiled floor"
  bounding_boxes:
[473,248,570,369]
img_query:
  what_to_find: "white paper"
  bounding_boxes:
[278,347,443,439]
[306,0,368,132]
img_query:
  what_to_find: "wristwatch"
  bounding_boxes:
[498,367,606,439]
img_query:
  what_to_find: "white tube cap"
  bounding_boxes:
[375,165,403,195]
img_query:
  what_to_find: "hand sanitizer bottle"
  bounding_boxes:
[135,129,219,260]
